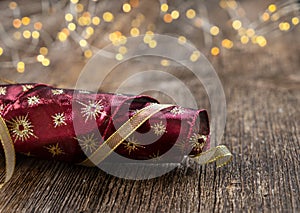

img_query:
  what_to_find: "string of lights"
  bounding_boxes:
[0,0,299,73]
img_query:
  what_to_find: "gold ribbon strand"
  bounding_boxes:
[79,104,173,166]
[0,116,16,189]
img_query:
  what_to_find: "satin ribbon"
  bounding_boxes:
[0,104,232,188]
[0,116,16,189]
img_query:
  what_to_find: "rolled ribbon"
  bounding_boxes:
[0,83,232,188]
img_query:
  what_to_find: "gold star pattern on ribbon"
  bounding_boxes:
[52,89,64,95]
[22,85,34,92]
[78,100,105,122]
[124,136,144,155]
[189,133,207,152]
[7,114,37,142]
[45,143,65,157]
[149,150,162,162]
[27,96,40,106]
[52,113,67,128]
[170,107,185,115]
[151,121,167,136]
[75,133,99,154]
[0,87,7,96]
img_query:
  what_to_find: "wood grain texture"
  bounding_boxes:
[1,2,300,212]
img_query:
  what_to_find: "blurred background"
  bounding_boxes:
[0,0,299,90]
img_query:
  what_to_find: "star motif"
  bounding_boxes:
[151,121,167,136]
[52,89,64,95]
[189,133,207,152]
[149,151,162,162]
[0,87,7,96]
[27,96,40,106]
[7,114,37,142]
[75,133,99,154]
[170,107,185,115]
[45,143,65,157]
[78,100,105,122]
[22,85,34,92]
[124,136,144,155]
[52,112,67,128]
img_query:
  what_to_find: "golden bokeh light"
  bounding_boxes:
[9,1,18,10]
[211,47,220,56]
[79,39,88,47]
[161,3,168,12]
[221,39,233,49]
[92,17,101,25]
[210,26,220,36]
[232,20,242,30]
[256,36,267,47]
[103,12,114,22]
[171,10,180,19]
[32,31,40,39]
[42,58,50,66]
[17,61,25,73]
[40,47,48,56]
[190,51,201,62]
[37,54,44,62]
[123,3,131,13]
[268,4,277,13]
[23,30,31,39]
[21,17,30,26]
[279,22,290,31]
[118,46,127,54]
[130,27,140,37]
[186,9,196,19]
[240,35,249,44]
[115,53,123,61]
[149,40,157,48]
[292,17,299,26]
[84,49,93,58]
[160,59,170,66]
[65,13,73,22]
[177,36,187,44]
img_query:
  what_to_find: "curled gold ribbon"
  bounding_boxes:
[0,116,16,189]
[79,104,173,166]
[190,145,233,167]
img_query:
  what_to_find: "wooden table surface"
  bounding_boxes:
[0,1,299,212]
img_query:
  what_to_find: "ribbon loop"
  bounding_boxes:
[190,145,233,167]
